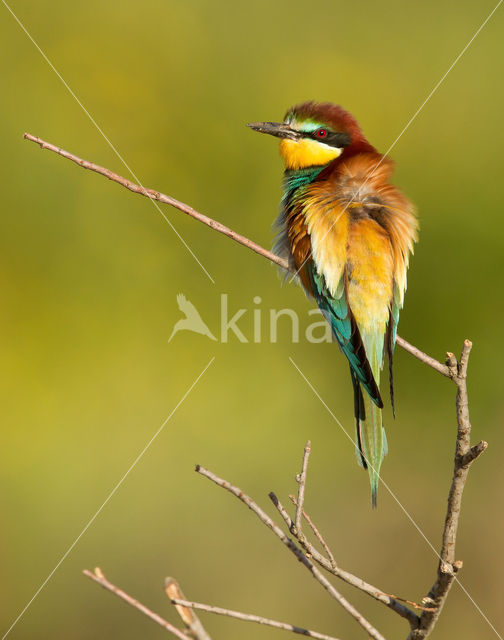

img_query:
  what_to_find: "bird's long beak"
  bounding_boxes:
[247,121,300,141]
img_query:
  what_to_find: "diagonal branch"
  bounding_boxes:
[83,568,188,639]
[195,464,387,640]
[23,133,287,270]
[24,132,451,377]
[170,598,343,640]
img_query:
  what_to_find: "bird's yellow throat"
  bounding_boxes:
[280,137,343,170]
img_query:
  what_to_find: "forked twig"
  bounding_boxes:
[196,464,387,640]
[289,494,336,568]
[288,463,433,615]
[270,481,421,625]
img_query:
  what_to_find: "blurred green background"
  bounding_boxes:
[1,1,503,638]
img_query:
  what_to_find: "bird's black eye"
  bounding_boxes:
[315,128,328,139]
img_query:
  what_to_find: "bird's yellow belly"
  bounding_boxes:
[347,219,394,334]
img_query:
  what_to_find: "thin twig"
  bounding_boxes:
[196,465,387,640]
[165,578,212,640]
[395,336,450,378]
[382,593,436,613]
[407,340,487,640]
[269,491,294,530]
[83,568,187,640]
[289,495,336,568]
[295,441,311,533]
[170,598,343,640]
[24,132,452,378]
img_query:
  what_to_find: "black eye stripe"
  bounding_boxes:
[306,130,351,148]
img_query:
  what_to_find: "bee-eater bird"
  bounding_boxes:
[248,102,418,506]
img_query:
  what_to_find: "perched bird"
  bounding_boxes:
[248,102,418,506]
[169,293,217,342]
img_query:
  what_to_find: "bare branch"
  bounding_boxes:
[195,465,387,640]
[170,598,343,640]
[83,568,187,640]
[24,133,451,377]
[407,339,487,639]
[295,441,311,533]
[165,578,212,640]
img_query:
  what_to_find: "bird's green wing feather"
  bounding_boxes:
[308,264,383,408]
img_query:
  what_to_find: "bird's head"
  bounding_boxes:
[248,101,370,171]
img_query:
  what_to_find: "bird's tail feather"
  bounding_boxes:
[351,367,388,508]
[365,395,387,508]
[350,367,367,469]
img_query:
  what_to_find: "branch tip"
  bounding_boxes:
[460,440,487,467]
[458,339,472,377]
